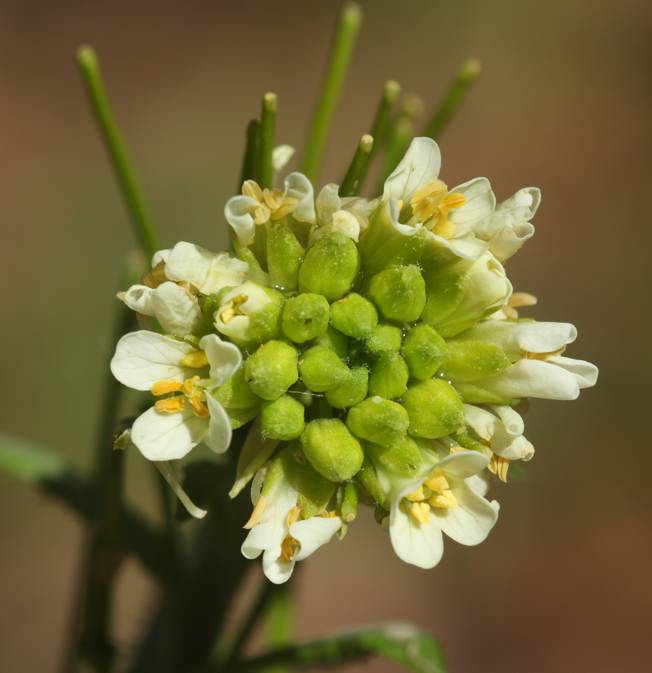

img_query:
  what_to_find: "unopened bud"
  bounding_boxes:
[266,219,305,291]
[244,340,299,400]
[329,293,378,339]
[346,396,409,448]
[313,326,350,358]
[299,345,350,392]
[325,366,369,409]
[260,395,305,440]
[401,324,447,380]
[340,482,359,523]
[281,293,330,343]
[365,323,402,355]
[300,419,364,482]
[367,265,426,323]
[368,353,409,399]
[213,368,261,428]
[440,340,511,383]
[298,231,360,300]
[281,446,336,517]
[402,379,464,439]
[365,435,422,478]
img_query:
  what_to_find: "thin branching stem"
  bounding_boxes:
[340,134,374,196]
[259,93,277,189]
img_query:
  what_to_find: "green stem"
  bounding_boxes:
[300,3,362,180]
[259,93,277,189]
[239,119,261,189]
[77,46,159,258]
[261,582,294,673]
[348,80,400,195]
[340,134,374,197]
[421,58,482,140]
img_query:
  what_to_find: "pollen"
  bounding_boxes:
[154,396,185,413]
[180,350,209,368]
[220,294,248,324]
[406,485,426,502]
[151,379,183,396]
[489,454,510,482]
[424,473,450,493]
[409,179,465,238]
[429,490,457,509]
[243,496,268,530]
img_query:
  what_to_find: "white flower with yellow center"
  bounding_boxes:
[312,183,376,242]
[119,241,248,336]
[225,173,316,247]
[110,330,241,461]
[382,137,496,259]
[457,320,598,401]
[241,469,342,584]
[463,404,534,482]
[388,450,499,569]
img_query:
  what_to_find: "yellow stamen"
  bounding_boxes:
[523,346,566,361]
[489,454,510,482]
[504,291,538,320]
[182,376,200,396]
[409,179,466,239]
[243,496,268,529]
[424,473,450,494]
[180,350,209,368]
[154,396,185,413]
[286,506,301,527]
[241,179,298,224]
[406,486,425,502]
[190,394,209,418]
[408,501,430,524]
[151,379,183,396]
[280,535,301,562]
[220,294,248,324]
[242,179,264,201]
[429,490,458,509]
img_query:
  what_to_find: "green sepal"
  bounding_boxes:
[365,435,422,479]
[281,445,336,518]
[440,340,511,383]
[339,482,359,523]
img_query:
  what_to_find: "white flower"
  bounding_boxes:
[225,173,316,247]
[464,404,534,481]
[241,468,342,584]
[313,183,376,242]
[213,281,278,344]
[272,144,295,173]
[382,137,496,260]
[110,330,241,461]
[388,450,499,569]
[474,187,541,262]
[457,320,598,400]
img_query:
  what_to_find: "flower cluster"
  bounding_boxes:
[111,137,597,583]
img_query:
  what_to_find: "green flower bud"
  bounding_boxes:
[368,353,409,399]
[339,482,359,523]
[402,379,464,439]
[281,446,336,518]
[212,368,260,429]
[401,324,447,380]
[325,366,369,409]
[356,457,387,508]
[260,395,305,440]
[365,435,422,478]
[300,419,364,482]
[329,293,378,339]
[281,293,330,344]
[346,396,409,447]
[266,219,305,291]
[422,253,512,337]
[298,231,360,300]
[440,340,511,383]
[365,323,402,355]
[215,281,283,347]
[367,265,426,323]
[244,340,299,400]
[313,326,349,358]
[299,345,350,392]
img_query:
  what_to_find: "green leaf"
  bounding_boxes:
[226,623,447,673]
[0,433,67,482]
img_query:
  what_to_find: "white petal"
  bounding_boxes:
[315,183,342,224]
[241,521,275,559]
[390,502,444,569]
[450,177,496,230]
[262,550,295,584]
[383,137,441,203]
[331,210,361,241]
[151,249,171,267]
[154,460,207,519]
[165,242,248,295]
[489,405,524,436]
[546,355,598,389]
[284,172,315,224]
[119,285,156,316]
[494,434,535,461]
[488,221,535,262]
[290,517,342,561]
[466,473,490,497]
[437,480,498,545]
[463,404,498,442]
[225,195,259,246]
[484,359,581,400]
[272,144,295,172]
[437,450,490,479]
[110,331,193,391]
[460,320,577,358]
[131,405,207,461]
[204,395,232,454]
[497,187,541,221]
[199,334,242,386]
[151,282,203,336]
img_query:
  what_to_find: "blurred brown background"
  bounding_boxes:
[1,0,650,671]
